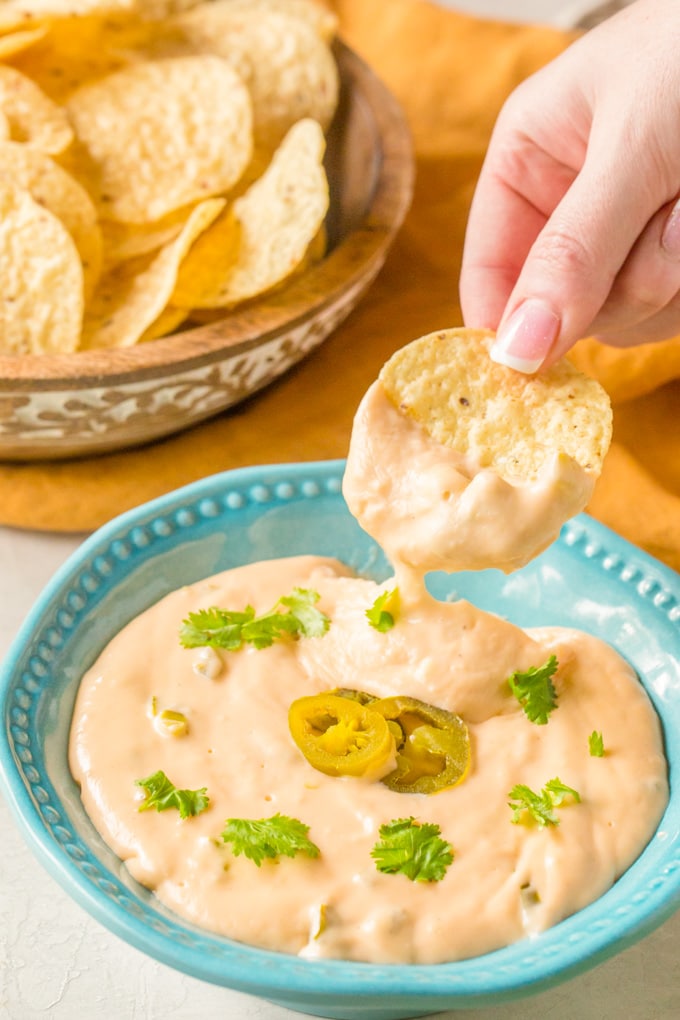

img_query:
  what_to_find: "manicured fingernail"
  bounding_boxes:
[661,199,680,259]
[490,299,561,373]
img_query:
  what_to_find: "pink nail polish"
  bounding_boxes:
[490,299,561,373]
[661,199,680,260]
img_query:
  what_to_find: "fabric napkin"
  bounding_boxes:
[1,0,679,573]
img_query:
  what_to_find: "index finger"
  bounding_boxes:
[460,141,577,330]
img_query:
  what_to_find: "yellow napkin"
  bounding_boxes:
[2,0,679,573]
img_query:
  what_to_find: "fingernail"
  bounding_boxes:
[490,299,561,373]
[661,199,680,259]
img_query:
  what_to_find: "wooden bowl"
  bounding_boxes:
[0,41,414,461]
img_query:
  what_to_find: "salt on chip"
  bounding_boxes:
[67,56,253,223]
[80,197,225,349]
[171,5,339,150]
[0,181,83,355]
[172,118,329,309]
[379,328,613,483]
[0,65,74,155]
[0,141,102,299]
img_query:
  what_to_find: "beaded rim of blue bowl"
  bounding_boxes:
[1,458,680,1006]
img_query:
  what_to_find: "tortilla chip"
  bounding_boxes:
[171,4,339,150]
[0,23,48,58]
[100,206,194,265]
[212,0,338,42]
[67,55,253,222]
[0,64,74,154]
[172,118,328,309]
[0,141,102,298]
[380,328,613,481]
[80,196,224,348]
[0,180,83,355]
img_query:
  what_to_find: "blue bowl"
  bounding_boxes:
[1,460,680,1020]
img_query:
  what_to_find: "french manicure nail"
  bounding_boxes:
[661,199,680,260]
[490,298,561,373]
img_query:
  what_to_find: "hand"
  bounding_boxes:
[459,0,680,372]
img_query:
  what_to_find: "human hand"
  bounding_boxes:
[459,0,680,372]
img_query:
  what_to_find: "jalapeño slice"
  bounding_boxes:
[371,695,470,794]
[288,693,395,778]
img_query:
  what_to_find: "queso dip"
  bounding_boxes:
[69,379,668,964]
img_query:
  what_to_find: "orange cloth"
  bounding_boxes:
[1,0,679,572]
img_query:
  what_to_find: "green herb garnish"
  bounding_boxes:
[371,817,453,882]
[179,587,330,651]
[508,777,581,827]
[220,813,320,866]
[366,588,399,632]
[135,770,209,819]
[589,730,605,757]
[507,655,559,725]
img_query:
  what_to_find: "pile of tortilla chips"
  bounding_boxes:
[0,0,338,355]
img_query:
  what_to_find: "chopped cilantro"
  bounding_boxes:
[179,587,329,651]
[507,655,559,725]
[220,813,320,866]
[366,588,399,632]
[135,770,209,819]
[371,817,453,882]
[589,730,605,757]
[509,777,581,827]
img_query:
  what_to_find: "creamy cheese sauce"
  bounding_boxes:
[343,382,595,585]
[69,381,669,964]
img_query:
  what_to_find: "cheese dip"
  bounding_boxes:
[69,381,668,964]
[343,381,595,583]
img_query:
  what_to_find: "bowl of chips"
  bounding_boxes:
[0,1,414,459]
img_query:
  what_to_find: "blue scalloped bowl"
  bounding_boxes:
[1,460,680,1020]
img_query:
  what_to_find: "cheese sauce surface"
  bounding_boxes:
[69,381,668,964]
[343,382,596,581]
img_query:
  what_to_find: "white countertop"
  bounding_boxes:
[2,2,675,1019]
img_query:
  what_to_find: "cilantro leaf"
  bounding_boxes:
[277,588,330,639]
[179,606,254,650]
[179,587,329,651]
[589,730,605,757]
[508,784,558,827]
[366,588,399,633]
[371,817,454,882]
[507,655,559,725]
[509,776,581,827]
[220,813,320,866]
[135,770,209,819]
[543,777,581,806]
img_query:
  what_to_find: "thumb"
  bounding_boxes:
[489,151,661,372]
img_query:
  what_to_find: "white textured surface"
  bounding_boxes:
[0,3,674,1018]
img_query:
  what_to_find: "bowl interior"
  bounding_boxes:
[2,461,680,1020]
